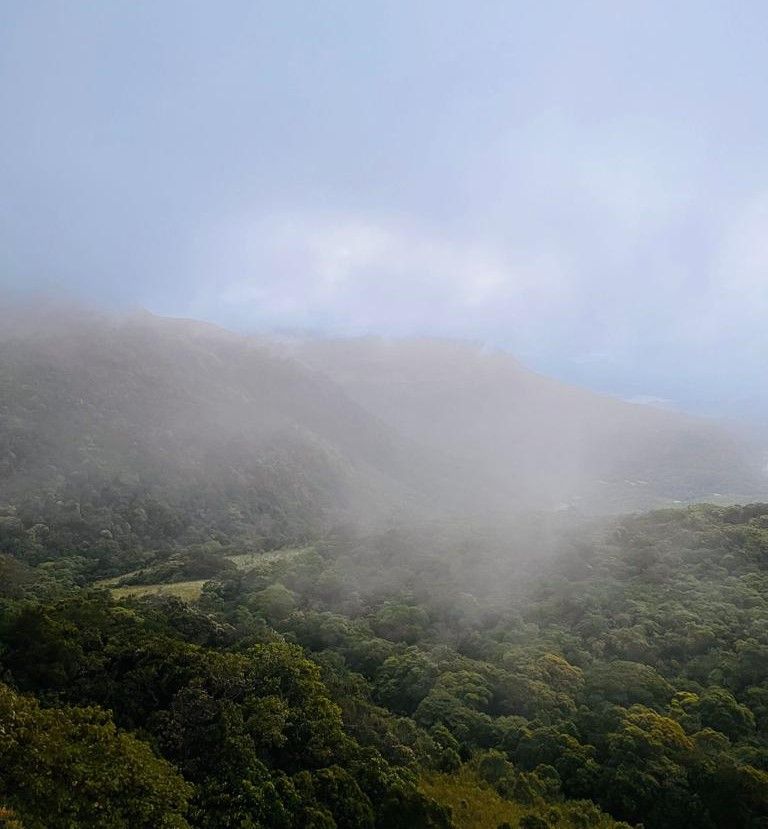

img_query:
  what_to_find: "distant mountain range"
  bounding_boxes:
[0,307,764,541]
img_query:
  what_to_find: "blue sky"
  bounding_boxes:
[2,1,768,417]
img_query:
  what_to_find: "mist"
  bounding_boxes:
[2,4,768,828]
[2,302,764,533]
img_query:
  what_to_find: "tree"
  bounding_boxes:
[0,683,191,828]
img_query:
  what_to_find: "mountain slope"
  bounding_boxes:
[292,337,768,511]
[0,309,447,549]
[0,309,765,557]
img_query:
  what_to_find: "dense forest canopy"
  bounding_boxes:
[2,474,768,825]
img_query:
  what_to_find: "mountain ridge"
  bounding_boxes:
[0,307,765,548]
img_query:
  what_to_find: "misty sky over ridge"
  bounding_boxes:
[2,1,768,418]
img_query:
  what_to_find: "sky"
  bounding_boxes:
[2,1,768,418]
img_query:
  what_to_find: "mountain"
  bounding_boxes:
[0,308,765,556]
[0,308,447,551]
[292,337,768,512]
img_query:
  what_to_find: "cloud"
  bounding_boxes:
[188,211,574,340]
[173,115,765,407]
[667,192,768,353]
[625,395,676,409]
[714,194,768,311]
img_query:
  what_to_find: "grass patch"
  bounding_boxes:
[420,769,525,829]
[94,569,142,588]
[109,580,207,601]
[226,545,312,571]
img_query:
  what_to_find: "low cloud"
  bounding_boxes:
[188,211,574,342]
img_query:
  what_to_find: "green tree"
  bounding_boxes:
[0,683,191,829]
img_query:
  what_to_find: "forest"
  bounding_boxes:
[1,487,767,828]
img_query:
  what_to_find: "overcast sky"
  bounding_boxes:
[2,1,767,417]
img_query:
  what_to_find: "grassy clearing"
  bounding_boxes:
[101,546,312,603]
[226,545,312,571]
[420,770,525,828]
[94,569,142,588]
[109,580,207,601]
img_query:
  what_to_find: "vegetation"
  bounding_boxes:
[0,682,191,828]
[1,311,765,548]
[108,579,208,601]
[1,494,768,826]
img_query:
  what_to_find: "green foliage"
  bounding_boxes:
[0,682,191,828]
[249,582,298,622]
[375,648,440,714]
[3,504,768,826]
[0,594,449,828]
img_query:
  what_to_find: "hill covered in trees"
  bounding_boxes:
[0,307,451,559]
[0,307,765,549]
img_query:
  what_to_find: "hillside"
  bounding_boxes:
[294,337,768,511]
[1,308,768,827]
[0,310,765,572]
[0,309,450,560]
